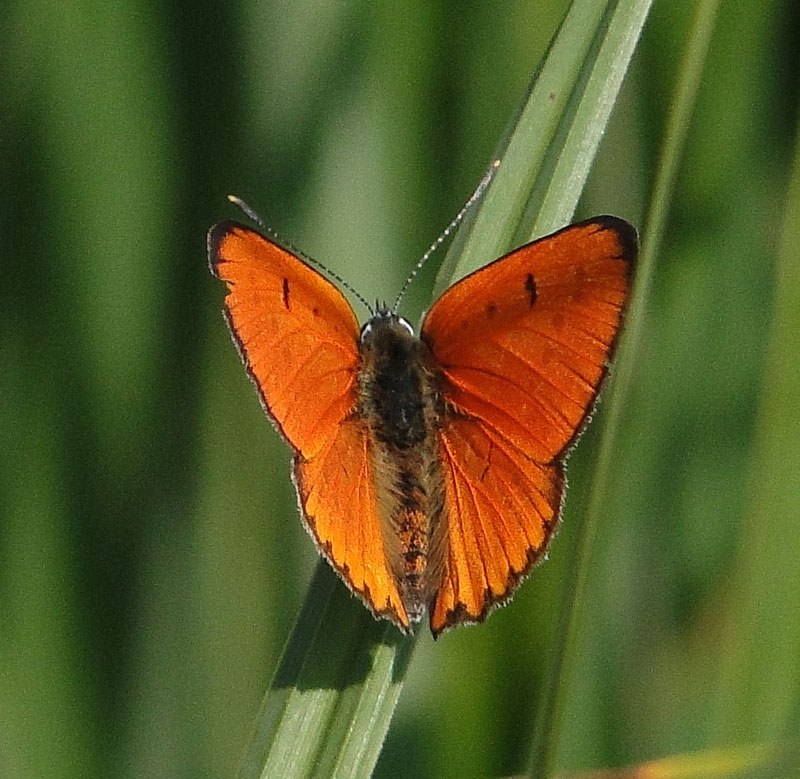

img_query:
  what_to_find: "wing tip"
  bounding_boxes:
[586,215,639,268]
[207,220,249,277]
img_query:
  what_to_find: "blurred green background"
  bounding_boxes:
[2,1,799,777]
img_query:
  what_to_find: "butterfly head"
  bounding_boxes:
[360,307,415,344]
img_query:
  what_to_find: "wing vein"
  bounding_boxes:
[498,335,598,395]
[484,434,552,548]
[449,364,577,434]
[238,318,356,360]
[440,434,487,604]
[516,321,606,367]
[442,431,514,594]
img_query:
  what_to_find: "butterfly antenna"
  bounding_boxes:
[391,159,500,314]
[227,195,375,316]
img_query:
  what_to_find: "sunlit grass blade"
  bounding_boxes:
[434,0,610,292]
[239,2,653,775]
[528,0,652,237]
[237,563,414,779]
[528,0,718,776]
[512,1,664,776]
[710,94,800,746]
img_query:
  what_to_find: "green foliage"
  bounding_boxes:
[1,1,797,777]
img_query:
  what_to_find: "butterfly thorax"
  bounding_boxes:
[357,312,446,623]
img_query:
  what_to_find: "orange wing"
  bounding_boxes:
[209,221,360,458]
[208,222,408,628]
[422,217,636,634]
[430,419,562,634]
[293,418,409,627]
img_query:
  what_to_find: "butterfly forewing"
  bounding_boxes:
[209,221,361,459]
[423,218,634,460]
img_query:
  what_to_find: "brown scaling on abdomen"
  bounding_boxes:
[357,315,447,623]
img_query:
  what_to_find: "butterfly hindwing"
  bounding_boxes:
[430,418,563,634]
[294,417,410,628]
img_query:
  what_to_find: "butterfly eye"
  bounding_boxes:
[397,317,414,335]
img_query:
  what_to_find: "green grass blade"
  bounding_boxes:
[528,0,718,775]
[711,93,800,746]
[434,0,610,293]
[237,563,414,779]
[529,0,654,237]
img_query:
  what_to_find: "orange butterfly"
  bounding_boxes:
[208,214,636,637]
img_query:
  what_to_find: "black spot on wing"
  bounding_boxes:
[525,273,537,307]
[282,278,291,310]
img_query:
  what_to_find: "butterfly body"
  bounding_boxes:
[209,215,636,636]
[356,312,446,623]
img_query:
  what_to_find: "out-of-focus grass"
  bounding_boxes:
[711,80,800,750]
[0,1,797,778]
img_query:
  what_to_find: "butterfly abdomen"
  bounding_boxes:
[358,313,446,623]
